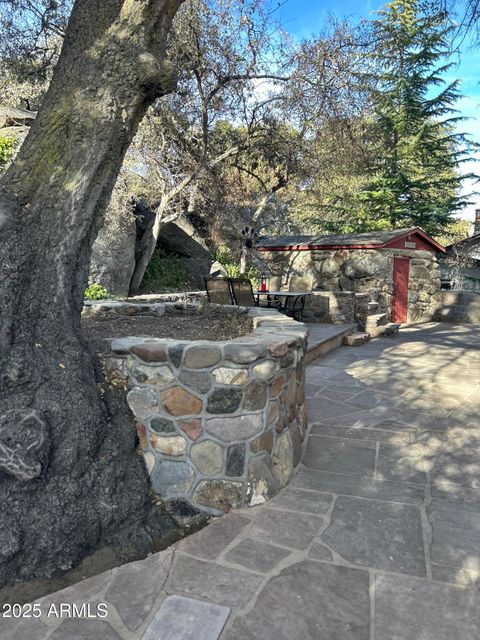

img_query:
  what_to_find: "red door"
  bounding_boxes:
[392,257,410,323]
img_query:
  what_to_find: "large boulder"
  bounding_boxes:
[156,215,212,288]
[90,201,212,295]
[185,257,215,288]
[318,257,341,278]
[89,199,137,297]
[210,260,228,277]
[0,107,37,146]
[0,106,37,129]
[157,214,211,259]
[342,253,390,280]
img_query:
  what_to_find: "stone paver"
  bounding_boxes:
[1,618,49,640]
[291,468,426,504]
[247,509,322,550]
[104,551,172,630]
[49,619,123,639]
[303,435,376,475]
[428,499,480,568]
[376,443,427,484]
[169,556,262,608]
[268,486,333,514]
[429,432,480,489]
[308,542,334,562]
[305,396,366,419]
[142,596,230,640]
[375,573,480,640]
[9,324,480,640]
[225,561,371,640]
[345,389,402,410]
[310,422,414,444]
[225,538,291,572]
[176,513,250,560]
[431,562,480,587]
[322,496,426,576]
[431,478,480,504]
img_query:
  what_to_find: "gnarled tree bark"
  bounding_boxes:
[0,0,184,586]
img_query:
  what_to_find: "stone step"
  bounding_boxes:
[367,302,380,313]
[365,313,388,328]
[356,302,381,322]
[343,332,371,347]
[383,322,401,337]
[305,323,357,363]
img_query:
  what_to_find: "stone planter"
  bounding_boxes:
[99,303,308,515]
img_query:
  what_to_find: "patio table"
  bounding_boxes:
[254,290,311,321]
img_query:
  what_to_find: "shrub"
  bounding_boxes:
[0,136,16,172]
[84,283,109,300]
[213,248,259,284]
[141,249,190,292]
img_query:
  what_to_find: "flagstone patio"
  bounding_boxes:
[3,323,480,640]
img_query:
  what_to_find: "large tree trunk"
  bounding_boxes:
[0,0,183,587]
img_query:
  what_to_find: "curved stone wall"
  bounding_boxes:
[101,304,308,514]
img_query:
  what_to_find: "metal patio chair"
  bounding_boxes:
[204,277,235,305]
[229,278,258,307]
[231,278,283,310]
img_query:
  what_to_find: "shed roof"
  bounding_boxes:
[257,227,445,253]
[446,232,480,256]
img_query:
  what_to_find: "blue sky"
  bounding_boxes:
[275,0,480,223]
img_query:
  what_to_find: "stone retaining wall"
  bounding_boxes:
[84,291,206,311]
[302,291,366,323]
[100,303,308,515]
[128,291,207,303]
[430,290,480,323]
[84,297,206,318]
[261,248,441,322]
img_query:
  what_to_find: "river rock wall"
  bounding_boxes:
[102,304,308,515]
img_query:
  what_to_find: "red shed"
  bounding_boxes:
[257,227,446,323]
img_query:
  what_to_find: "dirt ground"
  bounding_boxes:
[82,308,252,354]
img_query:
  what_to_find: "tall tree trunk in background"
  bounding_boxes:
[129,183,199,295]
[239,185,283,275]
[130,195,170,295]
[129,147,240,294]
[0,0,183,586]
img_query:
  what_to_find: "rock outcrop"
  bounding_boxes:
[89,197,137,297]
[0,106,37,144]
[156,215,212,288]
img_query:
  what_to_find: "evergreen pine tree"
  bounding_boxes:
[358,0,477,235]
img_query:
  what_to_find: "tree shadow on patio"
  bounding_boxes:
[304,322,480,587]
